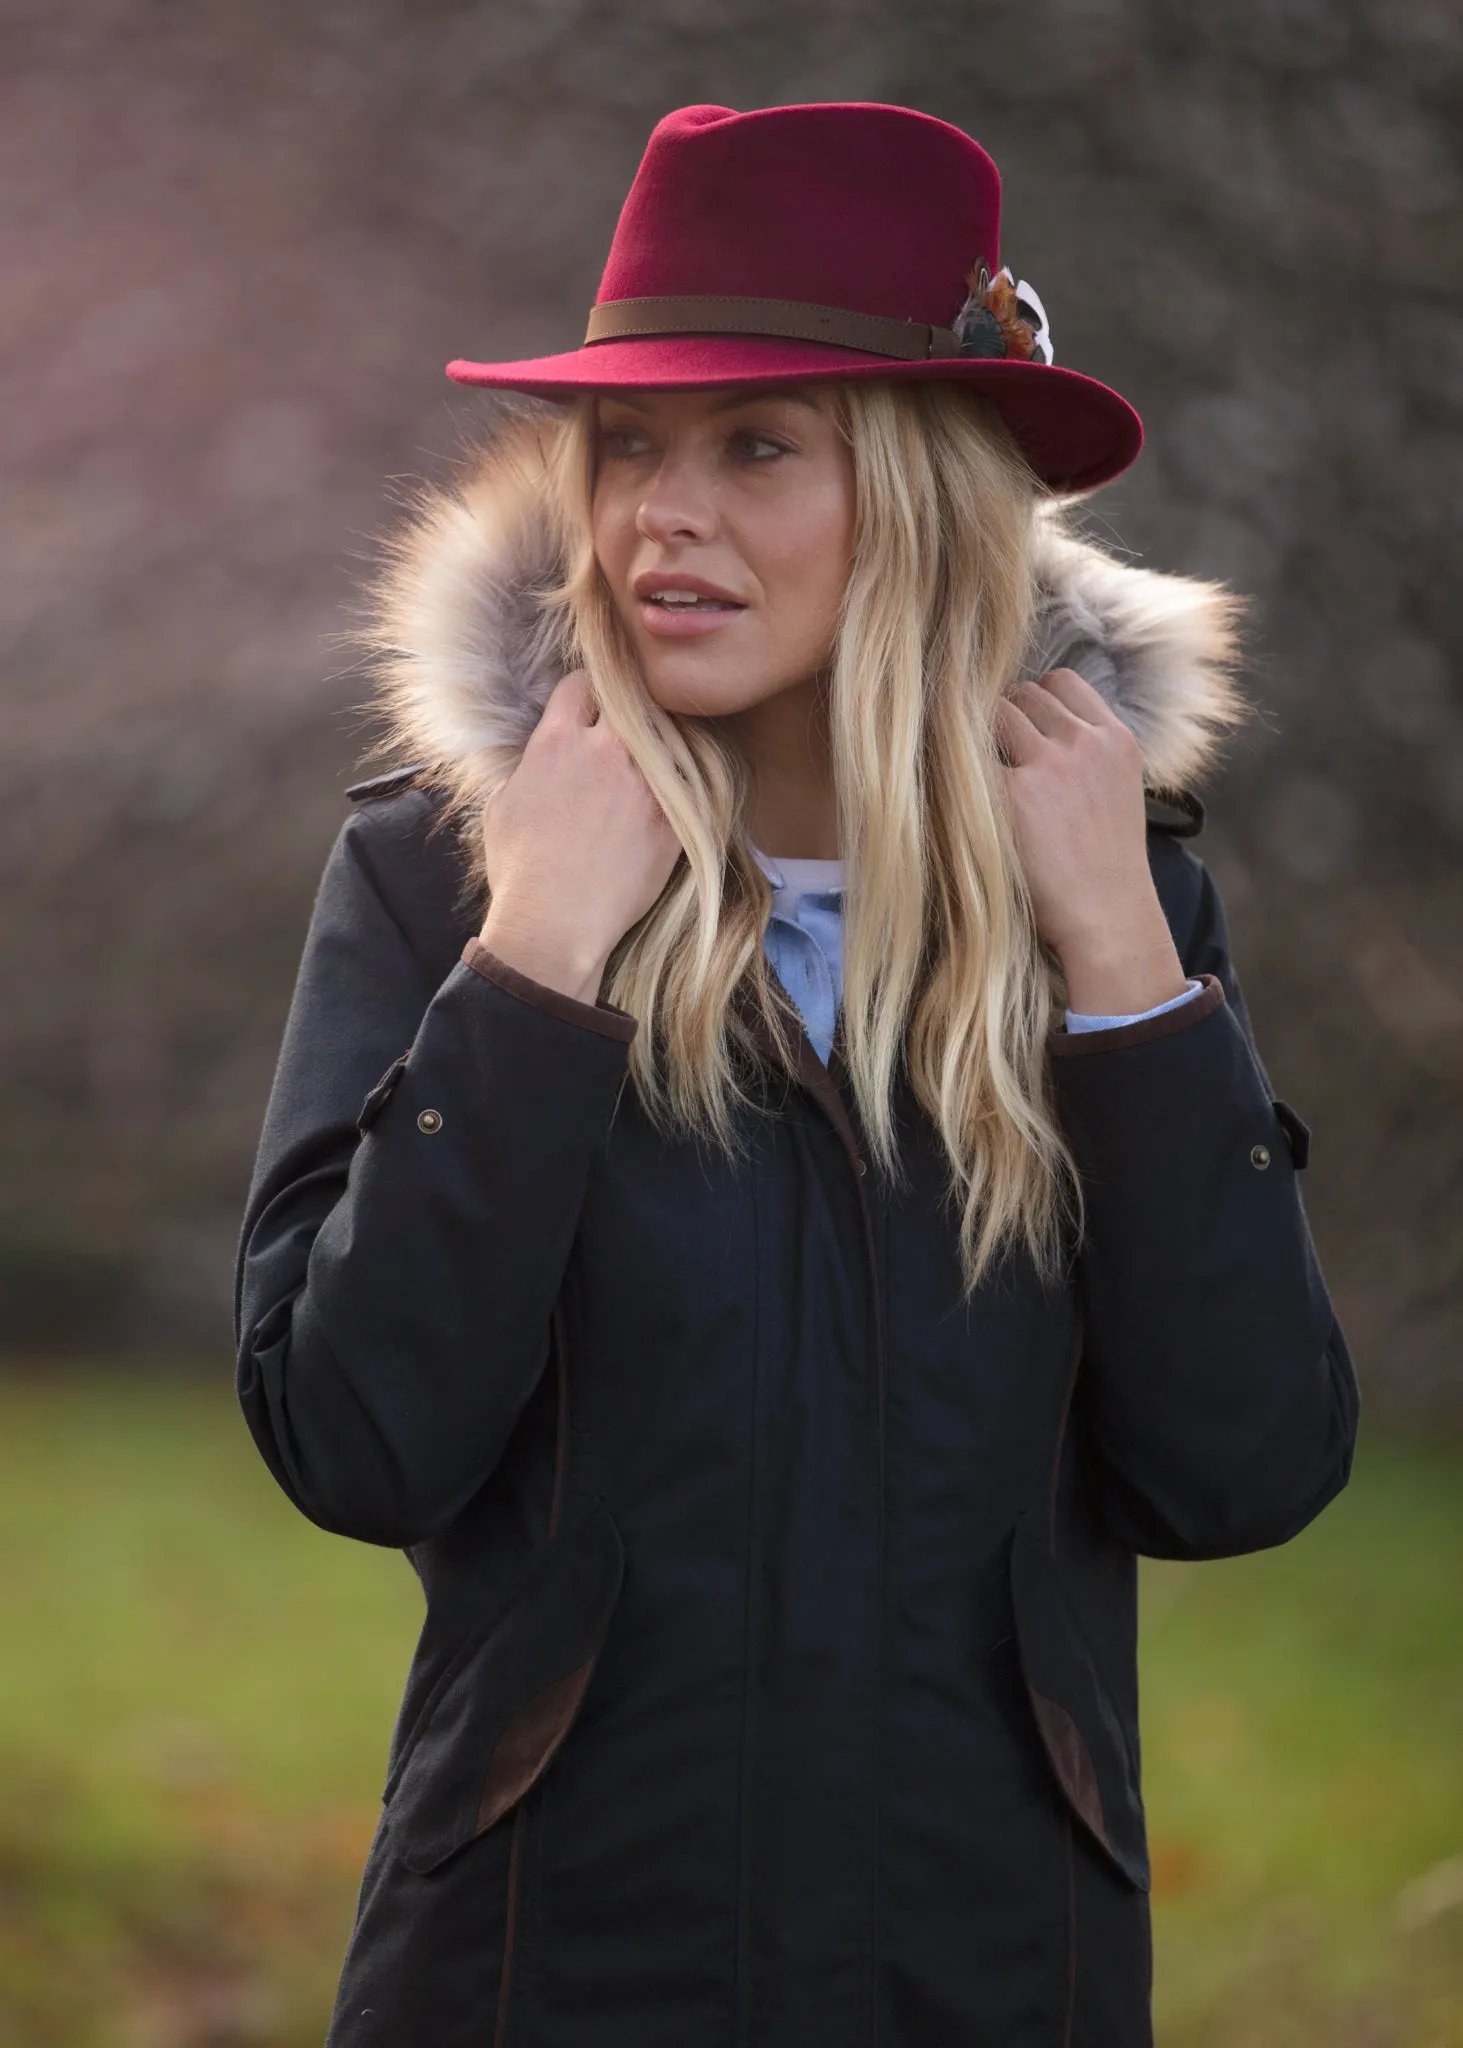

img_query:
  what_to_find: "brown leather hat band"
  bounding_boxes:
[584,294,964,362]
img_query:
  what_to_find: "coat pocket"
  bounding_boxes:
[1007,1509,1150,1891]
[384,1497,625,1876]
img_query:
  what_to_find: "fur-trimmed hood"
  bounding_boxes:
[360,407,1247,813]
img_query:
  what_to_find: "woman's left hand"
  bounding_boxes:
[994,667,1191,1015]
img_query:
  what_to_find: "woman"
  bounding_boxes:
[235,103,1358,2047]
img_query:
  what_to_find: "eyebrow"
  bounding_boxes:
[599,386,822,415]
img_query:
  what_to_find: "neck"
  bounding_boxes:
[724,672,840,859]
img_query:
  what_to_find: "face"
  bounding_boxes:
[589,384,857,720]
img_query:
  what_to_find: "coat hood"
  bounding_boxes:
[359,405,1247,816]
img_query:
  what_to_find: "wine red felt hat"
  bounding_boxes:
[446,102,1143,494]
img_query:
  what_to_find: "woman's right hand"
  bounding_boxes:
[476,670,684,1004]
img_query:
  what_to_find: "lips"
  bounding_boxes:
[632,572,746,608]
[637,597,745,639]
[633,571,748,640]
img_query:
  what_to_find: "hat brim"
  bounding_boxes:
[445,335,1142,494]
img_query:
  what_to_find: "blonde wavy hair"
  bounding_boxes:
[526,379,1084,1300]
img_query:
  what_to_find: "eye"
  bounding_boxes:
[596,422,653,459]
[728,427,791,462]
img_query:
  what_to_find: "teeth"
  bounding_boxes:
[644,588,741,610]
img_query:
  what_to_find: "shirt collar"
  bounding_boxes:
[749,842,785,890]
[748,841,844,898]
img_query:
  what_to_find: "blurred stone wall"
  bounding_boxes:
[3,0,1460,1414]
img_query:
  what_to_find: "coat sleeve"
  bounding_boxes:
[233,797,639,1548]
[1052,837,1360,1561]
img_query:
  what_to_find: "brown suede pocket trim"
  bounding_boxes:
[461,939,638,1043]
[1029,1689,1114,1860]
[1050,970,1225,1057]
[477,1657,597,1837]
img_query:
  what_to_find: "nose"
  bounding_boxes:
[634,446,718,547]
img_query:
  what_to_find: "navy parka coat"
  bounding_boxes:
[234,427,1359,2048]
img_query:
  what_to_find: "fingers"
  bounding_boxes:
[543,668,600,727]
[992,693,1042,768]
[996,666,1123,760]
[1013,669,1112,732]
[1008,683,1070,743]
[1036,666,1118,726]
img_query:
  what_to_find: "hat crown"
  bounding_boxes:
[596,102,1003,330]
[445,99,1144,496]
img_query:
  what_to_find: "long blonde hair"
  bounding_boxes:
[525,379,1084,1299]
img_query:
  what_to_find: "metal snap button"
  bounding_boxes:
[417,1108,444,1135]
[1250,1143,1270,1169]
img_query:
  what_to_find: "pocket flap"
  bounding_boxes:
[385,1498,624,1875]
[1272,1097,1310,1170]
[1008,1510,1149,1891]
[357,1050,411,1135]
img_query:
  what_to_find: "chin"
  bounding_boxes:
[635,645,775,720]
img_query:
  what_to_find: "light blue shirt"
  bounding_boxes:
[749,843,1204,1068]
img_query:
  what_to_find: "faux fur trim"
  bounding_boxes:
[356,403,1248,813]
[1026,523,1249,793]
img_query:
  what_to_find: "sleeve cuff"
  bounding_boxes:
[1065,975,1206,1035]
[1051,971,1226,1056]
[460,939,639,1043]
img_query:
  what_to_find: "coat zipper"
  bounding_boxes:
[822,1020,886,2048]
[779,1010,886,1405]
[753,999,887,2045]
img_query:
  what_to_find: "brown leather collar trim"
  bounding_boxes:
[738,986,864,1170]
[585,294,964,362]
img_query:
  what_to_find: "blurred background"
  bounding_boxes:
[1,1,1459,2043]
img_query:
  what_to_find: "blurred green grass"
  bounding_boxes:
[0,1375,1458,2048]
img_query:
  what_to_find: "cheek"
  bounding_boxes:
[590,485,634,597]
[762,478,854,635]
